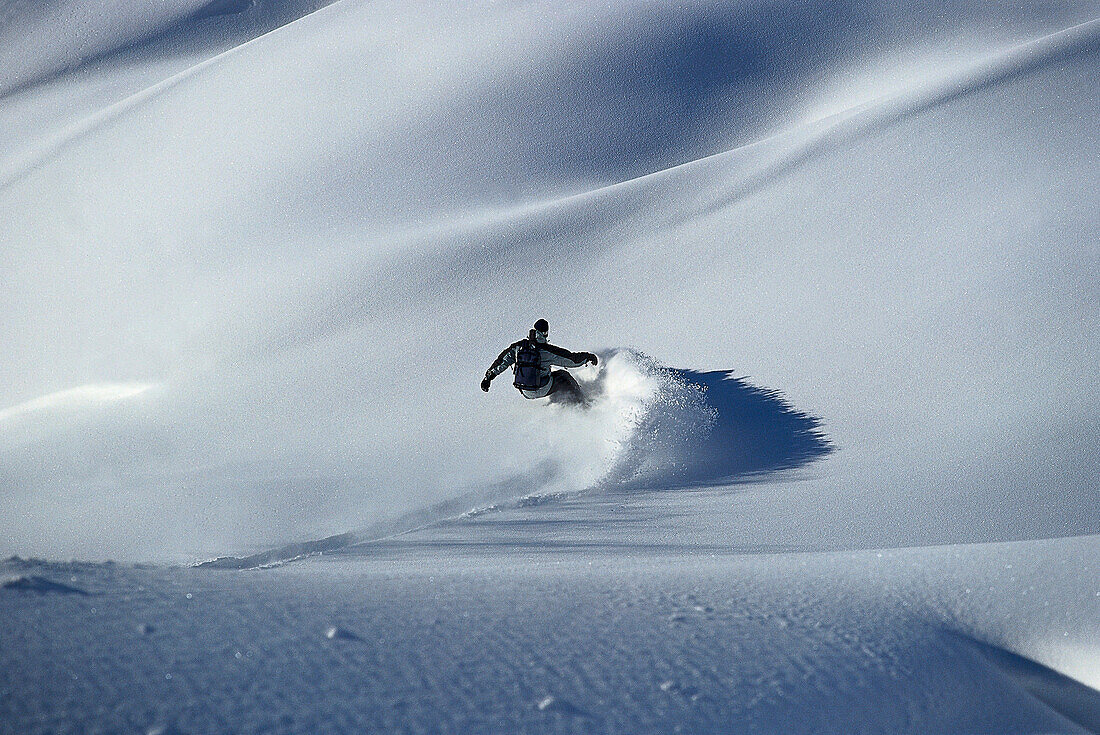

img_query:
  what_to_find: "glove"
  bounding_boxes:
[584,353,598,366]
[481,378,491,392]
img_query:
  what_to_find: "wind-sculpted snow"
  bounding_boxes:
[0,0,333,98]
[6,538,1100,734]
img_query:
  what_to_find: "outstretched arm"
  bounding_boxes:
[541,343,597,369]
[482,344,516,391]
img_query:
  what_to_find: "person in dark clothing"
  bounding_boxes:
[481,319,598,405]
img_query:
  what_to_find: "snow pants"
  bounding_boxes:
[546,369,587,406]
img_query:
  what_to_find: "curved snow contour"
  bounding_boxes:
[450,348,830,504]
[0,383,155,423]
[687,16,1100,219]
[201,350,830,568]
[551,349,831,494]
[0,0,333,99]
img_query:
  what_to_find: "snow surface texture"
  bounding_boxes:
[3,540,1100,734]
[1,0,1099,732]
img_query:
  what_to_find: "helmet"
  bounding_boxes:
[533,319,549,332]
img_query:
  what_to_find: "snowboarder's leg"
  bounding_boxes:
[546,370,587,406]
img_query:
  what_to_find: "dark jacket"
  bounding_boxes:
[485,334,590,398]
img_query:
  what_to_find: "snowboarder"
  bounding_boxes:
[481,319,598,405]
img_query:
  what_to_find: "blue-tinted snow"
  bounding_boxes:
[0,1,1098,731]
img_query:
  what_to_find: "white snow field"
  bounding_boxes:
[1,0,1099,732]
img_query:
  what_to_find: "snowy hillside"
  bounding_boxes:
[1,0,1098,732]
[2,0,1097,562]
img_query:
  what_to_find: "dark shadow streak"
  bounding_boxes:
[0,0,334,102]
[628,369,834,491]
[958,634,1100,734]
[690,19,1100,222]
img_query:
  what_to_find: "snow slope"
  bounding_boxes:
[3,536,1100,734]
[2,0,1097,562]
[1,1,1099,731]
